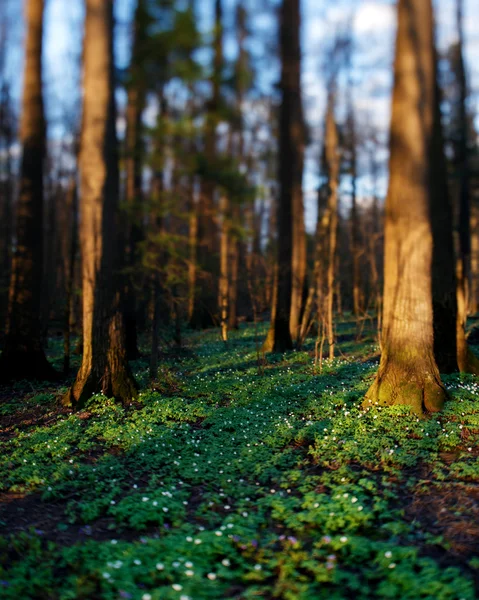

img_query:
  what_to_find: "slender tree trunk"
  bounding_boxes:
[187,186,198,323]
[470,204,479,314]
[124,0,147,360]
[325,102,339,360]
[263,0,302,352]
[0,0,56,381]
[364,0,446,414]
[63,177,78,375]
[65,0,137,408]
[288,17,306,345]
[189,0,223,329]
[219,193,229,341]
[453,0,479,373]
[0,84,14,342]
[349,119,361,317]
[228,206,239,330]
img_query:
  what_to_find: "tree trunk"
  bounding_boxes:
[0,84,15,344]
[228,206,239,330]
[219,193,229,341]
[189,0,223,330]
[325,102,339,360]
[349,109,361,317]
[288,12,306,345]
[63,177,78,375]
[123,0,147,360]
[364,0,446,415]
[469,204,479,314]
[263,0,302,352]
[453,0,479,374]
[0,0,56,382]
[65,0,137,408]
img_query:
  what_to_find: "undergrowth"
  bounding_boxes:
[0,318,478,599]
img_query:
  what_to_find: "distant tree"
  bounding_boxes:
[123,0,150,360]
[263,0,302,352]
[452,0,479,373]
[364,0,446,414]
[65,0,137,407]
[432,0,479,374]
[0,0,56,382]
[324,99,340,360]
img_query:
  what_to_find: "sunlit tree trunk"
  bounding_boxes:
[324,102,339,360]
[263,0,301,352]
[288,5,306,345]
[0,0,56,382]
[65,0,137,407]
[364,0,445,414]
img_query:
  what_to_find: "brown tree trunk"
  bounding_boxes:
[325,102,339,360]
[65,0,137,408]
[453,0,479,373]
[0,0,56,382]
[63,177,78,375]
[189,0,223,330]
[364,0,446,415]
[123,0,147,360]
[218,193,229,341]
[349,108,361,317]
[288,13,306,345]
[228,206,239,330]
[187,187,198,323]
[470,204,479,314]
[0,84,15,343]
[263,0,302,352]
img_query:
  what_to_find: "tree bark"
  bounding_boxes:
[0,0,56,382]
[453,0,479,374]
[364,0,446,415]
[219,193,229,341]
[123,0,147,360]
[324,102,339,360]
[65,0,137,408]
[263,0,302,352]
[63,177,78,375]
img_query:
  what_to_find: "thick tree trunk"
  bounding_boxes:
[65,0,137,408]
[263,0,302,352]
[364,0,446,415]
[0,0,56,382]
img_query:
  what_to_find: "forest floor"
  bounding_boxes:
[1,316,479,599]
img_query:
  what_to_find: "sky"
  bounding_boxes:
[2,0,479,231]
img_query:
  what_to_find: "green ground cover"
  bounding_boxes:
[1,318,478,599]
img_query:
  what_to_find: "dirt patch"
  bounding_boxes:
[0,491,162,546]
[405,481,479,593]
